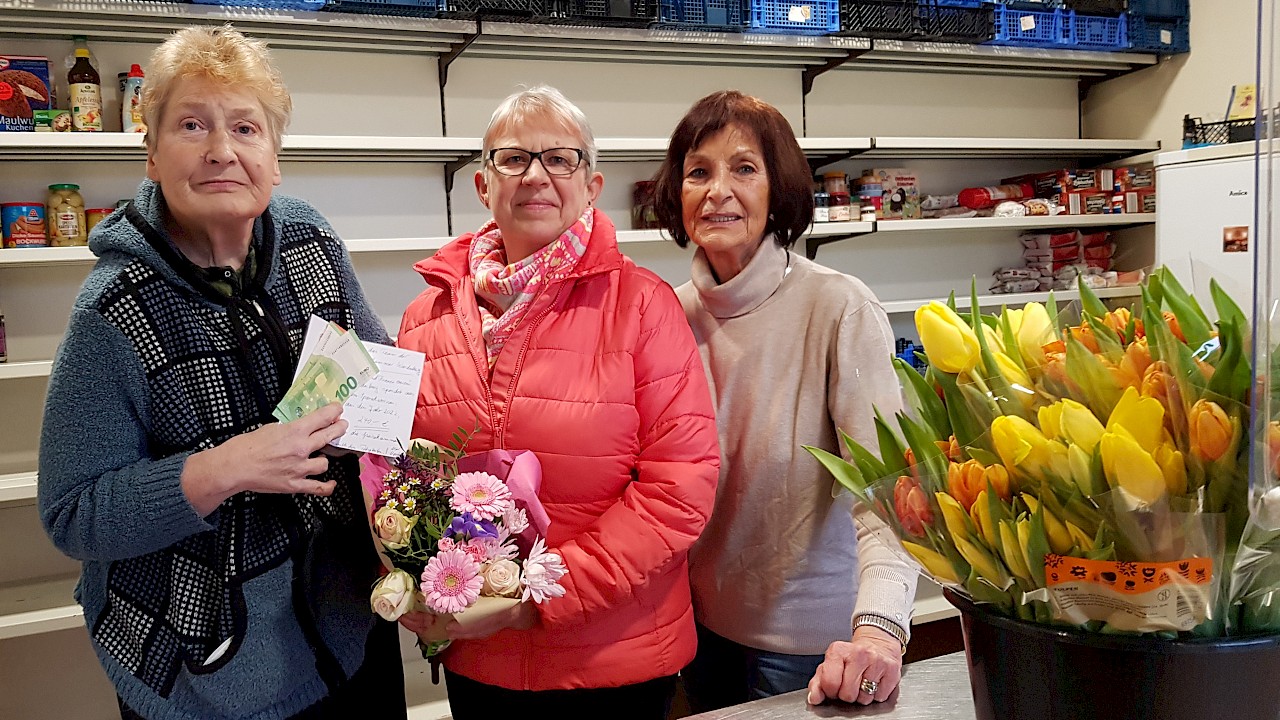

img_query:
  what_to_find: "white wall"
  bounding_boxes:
[1082,0,1259,150]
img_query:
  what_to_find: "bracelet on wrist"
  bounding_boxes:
[853,613,908,655]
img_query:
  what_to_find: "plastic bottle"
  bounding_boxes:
[68,42,102,132]
[0,306,7,364]
[957,183,1034,210]
[121,64,145,133]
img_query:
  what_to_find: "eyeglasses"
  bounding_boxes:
[488,147,585,177]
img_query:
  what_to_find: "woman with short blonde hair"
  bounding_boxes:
[39,25,403,720]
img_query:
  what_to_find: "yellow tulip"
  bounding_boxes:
[1058,399,1106,453]
[1067,443,1103,497]
[991,415,1070,481]
[936,492,971,543]
[1022,494,1073,554]
[1016,302,1054,370]
[1107,386,1165,454]
[903,541,961,584]
[969,489,999,549]
[954,533,1011,588]
[1153,442,1188,496]
[915,302,980,375]
[1100,429,1167,507]
[1188,399,1233,462]
[1016,518,1039,580]
[1038,402,1063,441]
[1066,522,1094,552]
[999,520,1033,583]
[994,351,1034,398]
[982,324,1006,354]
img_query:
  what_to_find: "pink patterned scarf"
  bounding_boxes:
[469,207,593,367]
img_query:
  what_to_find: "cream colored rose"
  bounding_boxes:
[481,559,522,598]
[374,506,417,549]
[370,569,417,621]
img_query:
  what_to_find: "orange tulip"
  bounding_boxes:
[1102,307,1141,341]
[984,463,1012,502]
[894,475,934,537]
[1189,399,1233,462]
[1163,311,1186,342]
[948,460,985,511]
[936,436,963,463]
[1069,325,1101,353]
[1118,338,1152,390]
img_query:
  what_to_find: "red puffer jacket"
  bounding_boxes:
[397,209,719,690]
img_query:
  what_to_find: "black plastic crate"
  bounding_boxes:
[542,0,659,25]
[1127,0,1186,18]
[1065,0,1124,14]
[439,0,543,19]
[323,0,437,15]
[657,0,748,30]
[839,0,991,43]
[1183,115,1257,147]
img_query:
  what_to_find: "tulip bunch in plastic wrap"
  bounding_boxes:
[809,268,1280,636]
[360,440,566,655]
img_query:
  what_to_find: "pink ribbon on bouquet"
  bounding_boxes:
[457,449,551,547]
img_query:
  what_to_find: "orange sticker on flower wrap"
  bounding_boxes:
[1042,555,1214,632]
[1044,555,1213,593]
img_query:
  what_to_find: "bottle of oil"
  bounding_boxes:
[68,41,102,132]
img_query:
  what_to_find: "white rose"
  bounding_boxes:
[481,559,522,598]
[370,569,417,621]
[374,506,417,549]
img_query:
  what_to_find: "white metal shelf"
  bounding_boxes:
[0,472,37,508]
[0,361,54,380]
[0,133,483,163]
[879,284,1144,315]
[0,575,82,641]
[867,137,1160,160]
[0,0,1157,77]
[875,213,1155,233]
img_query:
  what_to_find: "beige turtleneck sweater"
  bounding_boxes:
[677,239,918,655]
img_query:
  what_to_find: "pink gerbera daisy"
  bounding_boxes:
[420,549,483,614]
[450,472,513,521]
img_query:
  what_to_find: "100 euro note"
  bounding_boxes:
[273,325,379,423]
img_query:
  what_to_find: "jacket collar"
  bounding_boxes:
[415,207,624,288]
[690,238,791,319]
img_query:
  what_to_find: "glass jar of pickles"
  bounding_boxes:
[47,183,87,247]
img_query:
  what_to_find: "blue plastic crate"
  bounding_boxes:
[659,0,746,28]
[191,0,327,9]
[991,0,1064,9]
[1127,0,1188,19]
[1127,13,1189,53]
[1068,10,1125,49]
[990,6,1068,47]
[323,0,437,15]
[748,0,839,34]
[934,0,982,7]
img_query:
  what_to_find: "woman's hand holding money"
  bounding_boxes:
[180,404,349,516]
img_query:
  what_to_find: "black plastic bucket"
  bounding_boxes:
[944,588,1280,720]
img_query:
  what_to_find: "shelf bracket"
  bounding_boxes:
[806,150,864,173]
[439,18,484,92]
[805,231,869,261]
[801,46,869,97]
[1077,60,1151,103]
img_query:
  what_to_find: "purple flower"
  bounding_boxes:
[445,512,498,541]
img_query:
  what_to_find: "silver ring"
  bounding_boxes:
[860,678,879,696]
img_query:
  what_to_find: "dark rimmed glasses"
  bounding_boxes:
[487,147,585,177]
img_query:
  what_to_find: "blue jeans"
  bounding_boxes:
[681,623,825,714]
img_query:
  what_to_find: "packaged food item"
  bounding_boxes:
[813,192,830,223]
[993,200,1026,217]
[86,207,114,233]
[863,168,920,220]
[921,194,959,211]
[1113,166,1155,192]
[46,183,87,246]
[860,204,876,223]
[1021,198,1057,216]
[1061,191,1107,215]
[823,171,848,196]
[34,109,71,132]
[0,55,53,132]
[1004,169,1114,197]
[1077,231,1111,247]
[121,64,145,133]
[1021,232,1078,250]
[2,202,47,247]
[958,183,1033,210]
[829,192,852,222]
[68,42,102,132]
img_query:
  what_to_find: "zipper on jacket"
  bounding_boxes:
[495,285,563,447]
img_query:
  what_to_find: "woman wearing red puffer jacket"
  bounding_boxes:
[396,86,720,720]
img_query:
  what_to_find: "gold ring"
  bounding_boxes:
[860,678,878,695]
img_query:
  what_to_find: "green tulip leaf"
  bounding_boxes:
[839,429,888,484]
[894,357,951,441]
[804,445,870,502]
[1076,275,1110,320]
[874,410,909,479]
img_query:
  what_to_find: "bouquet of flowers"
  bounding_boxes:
[809,268,1278,636]
[360,438,567,655]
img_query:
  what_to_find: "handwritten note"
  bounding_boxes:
[295,316,424,458]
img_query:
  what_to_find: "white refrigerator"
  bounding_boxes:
[1155,142,1261,315]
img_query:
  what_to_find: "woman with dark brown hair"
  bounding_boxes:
[653,90,918,711]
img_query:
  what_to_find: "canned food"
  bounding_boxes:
[2,202,47,248]
[86,207,114,234]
